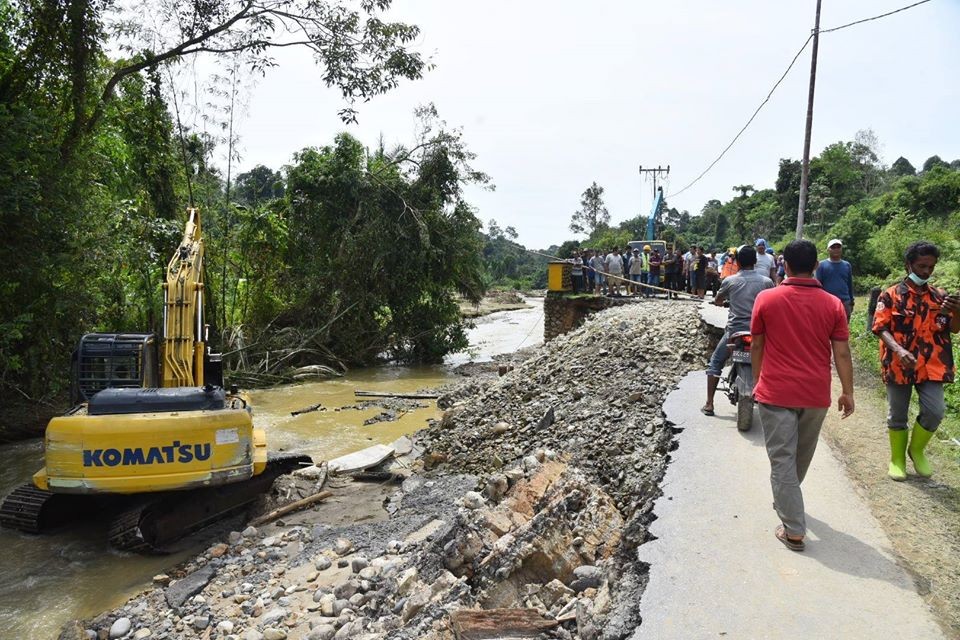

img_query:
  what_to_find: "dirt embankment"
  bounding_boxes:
[66,301,705,640]
[459,290,536,319]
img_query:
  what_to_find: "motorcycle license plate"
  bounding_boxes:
[731,349,751,364]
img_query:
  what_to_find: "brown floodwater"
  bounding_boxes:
[0,299,543,639]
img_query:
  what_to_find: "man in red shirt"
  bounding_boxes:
[750,240,855,551]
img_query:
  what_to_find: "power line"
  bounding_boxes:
[821,0,933,34]
[665,0,936,202]
[667,34,813,199]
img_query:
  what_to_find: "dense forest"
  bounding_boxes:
[0,1,489,404]
[555,131,960,294]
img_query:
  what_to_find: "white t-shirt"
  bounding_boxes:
[606,254,623,275]
[755,252,775,278]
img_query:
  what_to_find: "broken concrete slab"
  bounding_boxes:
[328,444,395,474]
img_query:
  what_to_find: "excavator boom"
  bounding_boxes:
[162,207,205,387]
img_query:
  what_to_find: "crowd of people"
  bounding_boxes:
[568,237,809,300]
[698,237,958,553]
[569,245,677,298]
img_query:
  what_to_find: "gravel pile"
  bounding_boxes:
[420,301,705,519]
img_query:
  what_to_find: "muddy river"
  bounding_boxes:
[0,300,542,638]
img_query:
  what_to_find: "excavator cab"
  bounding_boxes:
[72,333,159,403]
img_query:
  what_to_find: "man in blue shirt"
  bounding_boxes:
[815,238,854,321]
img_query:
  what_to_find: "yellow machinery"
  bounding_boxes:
[547,261,572,292]
[0,208,309,552]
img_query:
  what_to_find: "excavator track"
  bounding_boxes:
[0,484,56,533]
[0,483,94,534]
[108,452,312,553]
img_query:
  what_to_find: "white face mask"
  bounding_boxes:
[908,271,930,286]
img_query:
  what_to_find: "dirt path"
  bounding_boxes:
[822,374,960,636]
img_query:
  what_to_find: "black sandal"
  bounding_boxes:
[700,406,715,416]
[775,525,805,551]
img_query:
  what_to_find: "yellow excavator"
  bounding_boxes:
[0,208,310,552]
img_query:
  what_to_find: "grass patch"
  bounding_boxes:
[849,295,960,466]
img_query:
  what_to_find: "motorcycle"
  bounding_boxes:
[724,331,754,431]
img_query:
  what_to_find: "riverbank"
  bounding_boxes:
[458,290,540,319]
[66,300,705,640]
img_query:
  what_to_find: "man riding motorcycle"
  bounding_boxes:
[701,245,775,416]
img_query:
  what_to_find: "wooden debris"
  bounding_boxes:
[348,470,404,484]
[248,490,333,527]
[290,403,325,416]
[450,609,560,640]
[354,390,439,400]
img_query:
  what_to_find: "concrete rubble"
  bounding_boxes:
[62,302,706,640]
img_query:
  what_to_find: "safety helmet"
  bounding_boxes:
[643,244,651,251]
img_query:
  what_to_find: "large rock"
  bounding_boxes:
[165,566,216,609]
[108,618,131,639]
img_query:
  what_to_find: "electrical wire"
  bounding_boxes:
[665,0,936,201]
[666,34,813,200]
[820,0,933,34]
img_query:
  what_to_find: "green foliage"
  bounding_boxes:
[282,121,487,365]
[482,222,548,290]
[890,156,916,177]
[0,2,477,400]
[569,181,610,236]
[234,165,285,207]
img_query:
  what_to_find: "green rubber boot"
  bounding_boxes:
[908,423,935,478]
[888,429,908,481]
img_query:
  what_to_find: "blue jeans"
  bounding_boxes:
[706,331,730,377]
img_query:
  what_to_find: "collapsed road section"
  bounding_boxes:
[66,301,707,640]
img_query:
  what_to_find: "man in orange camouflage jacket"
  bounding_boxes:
[872,241,960,481]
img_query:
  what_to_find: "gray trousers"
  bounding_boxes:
[886,381,945,432]
[758,404,829,537]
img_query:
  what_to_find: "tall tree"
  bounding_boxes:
[235,165,284,206]
[0,1,428,170]
[922,155,949,173]
[890,156,916,177]
[569,181,610,235]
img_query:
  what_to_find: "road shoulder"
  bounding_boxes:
[821,374,960,635]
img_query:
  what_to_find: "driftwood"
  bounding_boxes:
[354,390,439,400]
[450,609,560,639]
[290,403,325,416]
[248,490,333,527]
[348,470,404,483]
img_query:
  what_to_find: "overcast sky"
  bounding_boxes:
[217,0,960,249]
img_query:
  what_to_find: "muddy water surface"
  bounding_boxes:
[0,299,543,638]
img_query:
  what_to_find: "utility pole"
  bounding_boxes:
[638,165,670,200]
[796,0,822,239]
[639,165,670,240]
